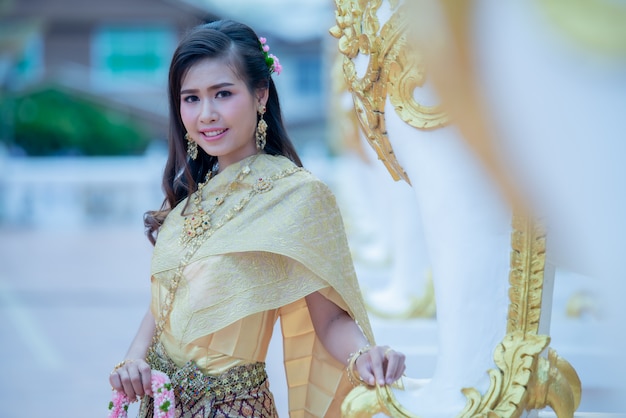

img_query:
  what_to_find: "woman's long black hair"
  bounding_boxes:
[144,20,302,244]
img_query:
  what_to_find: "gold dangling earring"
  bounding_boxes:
[185,133,198,160]
[255,105,267,151]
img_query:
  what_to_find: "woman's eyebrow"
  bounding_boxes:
[180,82,235,95]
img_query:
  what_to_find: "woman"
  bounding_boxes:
[109,19,405,417]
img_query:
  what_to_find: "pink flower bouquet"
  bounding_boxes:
[108,370,175,418]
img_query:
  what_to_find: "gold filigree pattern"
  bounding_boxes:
[340,217,581,417]
[526,348,582,417]
[146,342,268,405]
[333,1,583,415]
[459,332,551,418]
[507,216,546,335]
[330,0,449,184]
[253,177,273,193]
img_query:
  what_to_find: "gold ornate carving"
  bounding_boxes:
[333,1,583,415]
[507,216,546,335]
[342,385,393,418]
[340,217,581,417]
[330,0,449,184]
[526,348,582,418]
[458,332,550,418]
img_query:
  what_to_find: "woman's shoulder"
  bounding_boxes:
[261,154,331,192]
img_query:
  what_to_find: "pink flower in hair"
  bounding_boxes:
[269,54,282,75]
[259,36,283,75]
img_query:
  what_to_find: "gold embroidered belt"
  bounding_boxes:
[145,342,268,405]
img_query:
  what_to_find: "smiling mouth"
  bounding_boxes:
[202,129,227,138]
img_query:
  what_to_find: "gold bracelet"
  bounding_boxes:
[346,345,371,386]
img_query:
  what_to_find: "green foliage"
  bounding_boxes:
[1,87,151,156]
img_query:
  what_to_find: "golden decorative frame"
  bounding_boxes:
[330,0,449,184]
[331,1,582,416]
[340,216,581,417]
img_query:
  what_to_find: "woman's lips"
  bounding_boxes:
[200,129,227,141]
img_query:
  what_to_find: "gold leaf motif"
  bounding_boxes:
[507,216,546,335]
[331,0,449,184]
[340,215,581,417]
[333,1,583,415]
[254,178,273,193]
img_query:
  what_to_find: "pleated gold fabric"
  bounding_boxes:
[150,154,374,417]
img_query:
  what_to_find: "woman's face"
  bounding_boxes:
[179,58,267,171]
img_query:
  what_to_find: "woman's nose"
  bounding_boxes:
[200,101,218,123]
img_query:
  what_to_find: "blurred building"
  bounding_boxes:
[0,0,330,153]
[0,0,213,143]
[0,0,331,227]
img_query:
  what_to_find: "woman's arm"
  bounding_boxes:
[108,308,156,400]
[305,291,405,386]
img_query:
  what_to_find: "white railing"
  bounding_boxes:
[0,152,166,228]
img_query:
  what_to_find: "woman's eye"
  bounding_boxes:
[216,90,232,99]
[182,95,199,103]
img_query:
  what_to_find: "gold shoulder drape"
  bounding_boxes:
[150,154,375,417]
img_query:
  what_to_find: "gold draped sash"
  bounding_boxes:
[150,154,375,417]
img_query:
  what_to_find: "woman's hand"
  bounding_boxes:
[355,345,406,386]
[109,358,153,401]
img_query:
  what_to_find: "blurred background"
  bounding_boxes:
[0,0,616,417]
[0,1,382,416]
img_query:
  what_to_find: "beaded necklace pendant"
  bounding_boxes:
[179,158,254,247]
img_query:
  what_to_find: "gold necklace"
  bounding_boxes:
[179,156,255,246]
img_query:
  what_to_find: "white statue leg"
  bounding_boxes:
[340,4,513,414]
[387,103,512,416]
[335,150,392,266]
[361,139,431,317]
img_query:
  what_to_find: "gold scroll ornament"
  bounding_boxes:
[329,0,449,184]
[331,1,436,319]
[340,216,581,417]
[331,0,583,416]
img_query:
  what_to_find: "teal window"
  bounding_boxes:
[92,26,175,84]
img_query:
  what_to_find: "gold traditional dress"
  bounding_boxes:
[143,154,375,417]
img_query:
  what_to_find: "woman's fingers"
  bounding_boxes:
[109,370,123,392]
[109,360,152,400]
[382,348,406,384]
[355,346,387,386]
[370,346,389,386]
[118,367,139,401]
[355,345,406,386]
[138,361,153,397]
